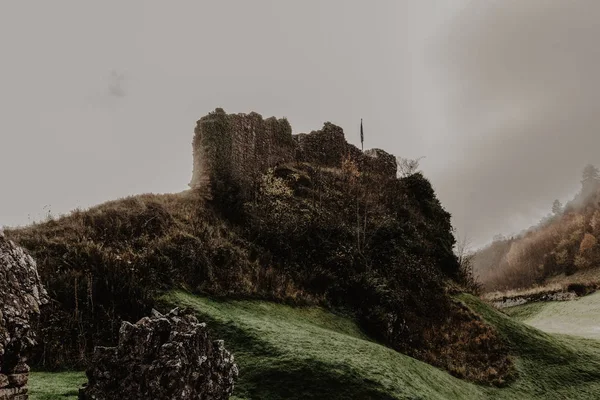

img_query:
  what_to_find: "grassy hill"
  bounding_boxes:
[7,111,544,396]
[7,165,511,383]
[30,291,600,400]
[16,115,600,399]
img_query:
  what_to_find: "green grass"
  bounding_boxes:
[30,291,600,399]
[462,293,600,398]
[29,371,85,400]
[503,291,600,339]
[165,291,482,400]
[502,301,547,321]
[168,291,600,399]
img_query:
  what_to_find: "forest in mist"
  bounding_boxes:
[473,164,600,291]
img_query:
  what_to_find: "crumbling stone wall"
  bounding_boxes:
[0,231,48,400]
[294,122,355,167]
[189,108,397,199]
[363,148,398,178]
[190,108,296,199]
[79,308,238,400]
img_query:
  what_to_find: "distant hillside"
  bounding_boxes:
[7,109,511,385]
[474,164,600,292]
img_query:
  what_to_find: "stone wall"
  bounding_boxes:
[189,109,397,198]
[79,308,238,400]
[0,232,48,400]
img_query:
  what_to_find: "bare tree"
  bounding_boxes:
[396,156,425,178]
[455,234,481,294]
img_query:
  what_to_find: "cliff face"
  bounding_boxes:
[189,108,397,199]
[0,231,48,399]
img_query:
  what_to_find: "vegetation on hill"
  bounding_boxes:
[474,164,600,291]
[30,292,600,399]
[7,154,510,384]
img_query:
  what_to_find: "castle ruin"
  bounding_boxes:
[189,108,397,198]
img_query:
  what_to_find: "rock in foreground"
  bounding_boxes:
[79,308,238,400]
[0,231,48,400]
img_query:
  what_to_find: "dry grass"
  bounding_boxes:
[483,283,565,302]
[419,299,515,385]
[545,266,600,286]
[483,266,600,302]
[5,189,315,368]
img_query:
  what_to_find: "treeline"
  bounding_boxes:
[474,164,600,291]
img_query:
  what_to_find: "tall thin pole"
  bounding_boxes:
[358,118,364,251]
[360,118,364,151]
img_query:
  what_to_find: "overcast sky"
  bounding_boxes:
[1,1,599,247]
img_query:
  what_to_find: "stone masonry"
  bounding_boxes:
[79,308,238,400]
[189,108,397,198]
[0,231,48,400]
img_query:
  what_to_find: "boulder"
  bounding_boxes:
[0,231,48,400]
[79,308,238,400]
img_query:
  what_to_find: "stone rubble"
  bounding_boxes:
[0,231,49,400]
[79,307,238,400]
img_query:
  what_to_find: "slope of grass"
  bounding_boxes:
[30,292,600,399]
[504,291,600,339]
[167,291,600,399]
[462,294,600,398]
[502,302,547,321]
[164,291,484,400]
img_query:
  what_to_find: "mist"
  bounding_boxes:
[2,1,600,248]
[432,1,600,247]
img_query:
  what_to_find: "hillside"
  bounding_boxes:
[29,292,600,399]
[4,110,514,388]
[474,164,600,292]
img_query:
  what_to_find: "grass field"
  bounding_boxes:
[29,291,600,399]
[504,291,600,339]
[29,371,85,400]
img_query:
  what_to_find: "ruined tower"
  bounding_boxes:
[189,108,398,199]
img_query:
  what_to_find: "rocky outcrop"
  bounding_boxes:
[79,308,238,400]
[0,231,48,400]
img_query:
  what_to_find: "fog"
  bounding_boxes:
[1,1,599,247]
[434,1,600,246]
